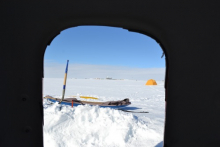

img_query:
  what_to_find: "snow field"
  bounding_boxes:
[43,78,165,147]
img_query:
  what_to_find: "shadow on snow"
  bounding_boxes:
[155,141,163,147]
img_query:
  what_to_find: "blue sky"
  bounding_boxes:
[44,26,165,80]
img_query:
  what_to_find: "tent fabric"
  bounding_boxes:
[145,79,157,85]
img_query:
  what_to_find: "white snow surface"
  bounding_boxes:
[43,78,165,147]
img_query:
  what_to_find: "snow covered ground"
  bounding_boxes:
[43,78,165,147]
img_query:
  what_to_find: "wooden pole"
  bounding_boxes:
[72,100,74,108]
[59,60,69,104]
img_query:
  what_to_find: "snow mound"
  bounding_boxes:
[44,102,161,147]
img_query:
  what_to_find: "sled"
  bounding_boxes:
[44,95,131,108]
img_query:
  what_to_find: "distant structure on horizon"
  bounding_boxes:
[93,77,124,80]
[106,76,112,80]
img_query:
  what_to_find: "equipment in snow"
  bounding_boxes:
[44,95,131,108]
[59,60,69,104]
[117,109,149,113]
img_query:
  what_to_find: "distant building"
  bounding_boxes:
[106,77,112,80]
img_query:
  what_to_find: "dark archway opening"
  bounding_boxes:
[43,25,167,147]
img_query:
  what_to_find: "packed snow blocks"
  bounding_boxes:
[1,1,220,147]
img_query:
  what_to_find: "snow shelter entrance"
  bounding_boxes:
[43,25,166,147]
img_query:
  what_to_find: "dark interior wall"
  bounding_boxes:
[0,1,220,147]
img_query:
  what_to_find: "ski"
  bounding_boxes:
[117,109,149,113]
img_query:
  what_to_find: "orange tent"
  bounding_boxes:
[145,79,157,85]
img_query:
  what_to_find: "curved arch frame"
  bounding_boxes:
[43,17,170,87]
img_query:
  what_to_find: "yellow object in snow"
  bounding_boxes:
[145,79,157,85]
[72,96,98,100]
